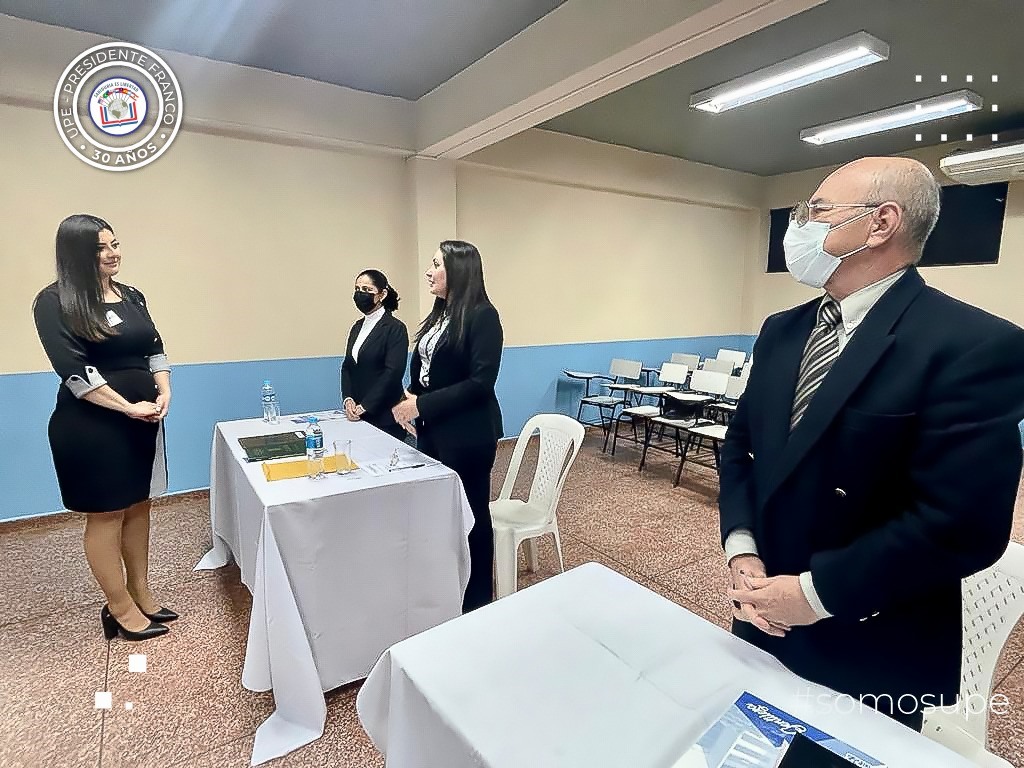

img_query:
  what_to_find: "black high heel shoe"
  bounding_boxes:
[101,605,169,641]
[142,607,178,623]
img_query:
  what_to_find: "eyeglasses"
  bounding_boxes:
[790,200,879,227]
[355,286,379,294]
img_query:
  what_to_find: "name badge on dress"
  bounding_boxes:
[105,310,123,327]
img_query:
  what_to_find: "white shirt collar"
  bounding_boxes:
[362,305,386,325]
[828,269,906,335]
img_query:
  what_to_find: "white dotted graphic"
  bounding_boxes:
[128,653,147,673]
[94,692,112,710]
[125,702,134,711]
[911,73,1001,143]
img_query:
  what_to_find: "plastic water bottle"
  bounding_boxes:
[305,417,325,479]
[261,380,280,424]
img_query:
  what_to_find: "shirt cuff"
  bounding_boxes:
[65,366,107,398]
[799,571,833,620]
[724,529,759,563]
[148,353,170,374]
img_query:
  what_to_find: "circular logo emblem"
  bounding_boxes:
[54,42,183,171]
[89,78,147,136]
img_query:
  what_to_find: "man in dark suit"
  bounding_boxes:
[722,156,1024,730]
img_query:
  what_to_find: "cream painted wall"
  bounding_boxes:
[0,102,416,374]
[457,164,757,347]
[0,13,774,379]
[465,128,765,210]
[745,145,1024,332]
[0,14,425,375]
[409,158,457,321]
[459,129,765,347]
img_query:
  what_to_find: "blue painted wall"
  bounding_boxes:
[0,335,753,520]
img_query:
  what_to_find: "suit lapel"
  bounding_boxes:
[764,269,925,500]
[361,313,389,352]
[347,318,364,357]
[354,313,390,360]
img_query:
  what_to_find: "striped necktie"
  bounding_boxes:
[791,299,843,429]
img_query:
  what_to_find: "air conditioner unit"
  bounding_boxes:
[940,141,1024,185]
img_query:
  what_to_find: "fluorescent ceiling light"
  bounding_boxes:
[800,90,983,145]
[689,31,888,113]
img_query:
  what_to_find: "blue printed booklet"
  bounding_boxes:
[673,692,885,768]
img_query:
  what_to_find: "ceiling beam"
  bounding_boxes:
[415,0,828,159]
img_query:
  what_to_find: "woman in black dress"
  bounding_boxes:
[392,241,503,612]
[341,270,409,441]
[33,214,175,641]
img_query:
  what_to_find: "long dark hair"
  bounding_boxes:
[358,269,400,312]
[54,214,117,341]
[415,240,491,350]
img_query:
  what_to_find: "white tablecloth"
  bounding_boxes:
[195,414,473,765]
[356,563,973,768]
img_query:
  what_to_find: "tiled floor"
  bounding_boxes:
[1,432,1022,767]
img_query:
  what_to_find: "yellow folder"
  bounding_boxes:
[261,454,358,482]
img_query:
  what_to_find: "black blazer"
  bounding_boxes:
[719,268,1024,706]
[341,312,409,432]
[409,303,503,449]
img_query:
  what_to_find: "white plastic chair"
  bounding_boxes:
[702,357,735,375]
[671,352,701,371]
[724,374,746,401]
[922,542,1024,767]
[686,369,730,400]
[708,375,747,423]
[576,358,642,440]
[608,363,690,456]
[716,348,747,368]
[599,358,643,399]
[654,362,691,391]
[492,414,585,599]
[640,369,730,482]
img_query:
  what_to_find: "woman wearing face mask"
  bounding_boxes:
[341,269,410,441]
[392,241,504,613]
[32,214,174,642]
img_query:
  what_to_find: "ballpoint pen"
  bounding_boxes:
[388,462,426,472]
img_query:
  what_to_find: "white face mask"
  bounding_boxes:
[783,211,873,289]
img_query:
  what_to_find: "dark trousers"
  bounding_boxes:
[732,622,926,733]
[375,420,410,443]
[417,429,497,613]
